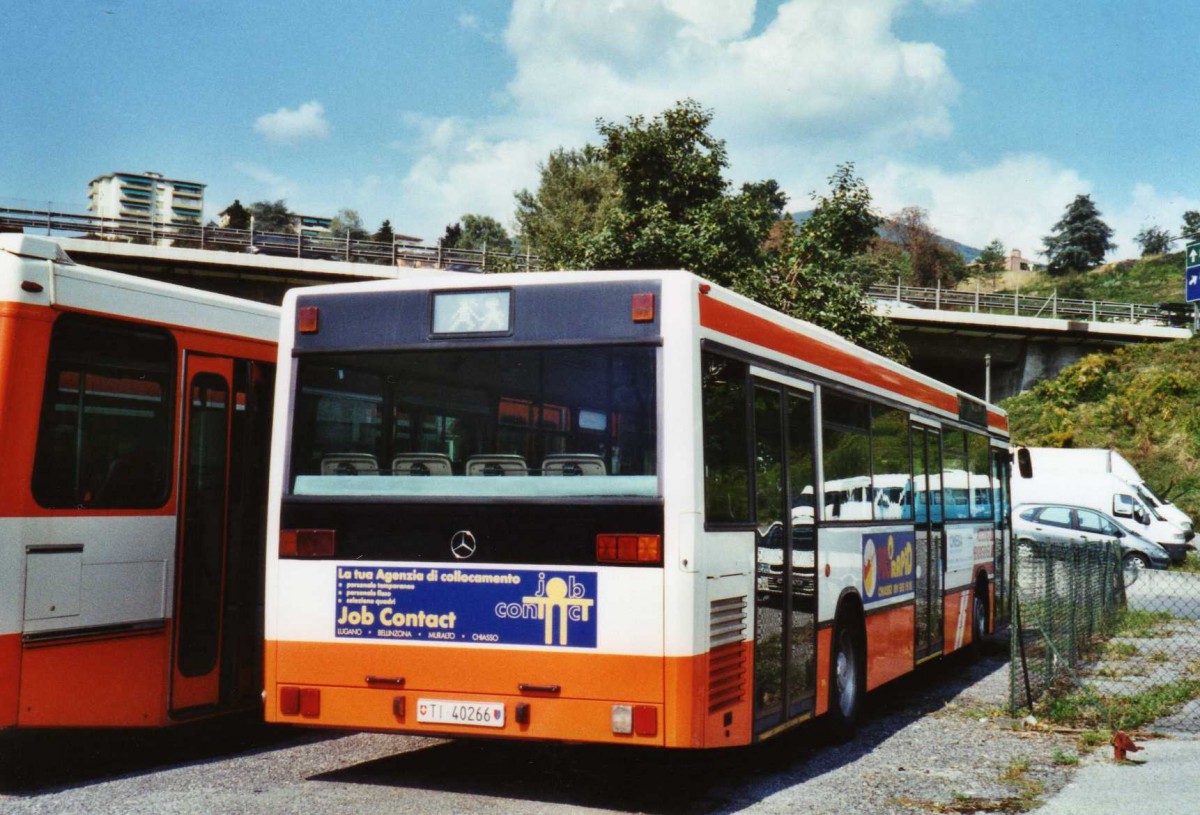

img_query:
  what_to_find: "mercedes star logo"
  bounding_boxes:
[450,530,477,560]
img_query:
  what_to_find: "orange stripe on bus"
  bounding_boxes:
[0,632,20,728]
[865,605,916,690]
[273,640,665,702]
[699,295,1008,433]
[815,627,832,717]
[17,631,171,727]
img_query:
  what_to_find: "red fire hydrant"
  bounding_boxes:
[1111,730,1143,762]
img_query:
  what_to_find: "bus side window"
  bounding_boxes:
[31,315,174,509]
[701,352,750,524]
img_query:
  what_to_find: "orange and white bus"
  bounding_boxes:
[264,270,1012,747]
[0,234,278,729]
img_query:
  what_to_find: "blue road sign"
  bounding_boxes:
[1187,240,1200,302]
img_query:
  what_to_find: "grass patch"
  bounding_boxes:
[1176,551,1200,575]
[1114,609,1176,638]
[1079,729,1110,749]
[1039,679,1200,730]
[1051,747,1080,766]
[1103,641,1140,659]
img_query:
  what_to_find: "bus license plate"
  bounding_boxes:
[416,698,506,728]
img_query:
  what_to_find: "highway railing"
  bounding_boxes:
[0,205,542,274]
[869,282,1194,329]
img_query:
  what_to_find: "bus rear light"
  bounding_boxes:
[596,534,662,564]
[611,704,633,735]
[279,529,336,558]
[298,306,320,334]
[280,687,300,715]
[631,293,655,322]
[300,688,321,717]
[633,705,657,736]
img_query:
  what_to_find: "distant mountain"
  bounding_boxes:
[788,210,982,263]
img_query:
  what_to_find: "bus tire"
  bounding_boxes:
[970,579,989,660]
[827,610,864,742]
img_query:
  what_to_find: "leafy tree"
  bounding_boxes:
[219,199,250,230]
[1182,210,1200,241]
[329,208,368,239]
[576,99,784,289]
[975,239,1006,289]
[761,164,908,361]
[1134,225,1173,257]
[514,147,618,265]
[458,214,513,253]
[1043,194,1115,275]
[247,199,296,233]
[888,206,965,287]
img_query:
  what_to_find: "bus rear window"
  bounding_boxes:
[289,345,657,499]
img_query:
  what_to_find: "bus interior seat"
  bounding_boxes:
[541,454,606,476]
[465,454,528,476]
[320,453,379,475]
[392,453,453,476]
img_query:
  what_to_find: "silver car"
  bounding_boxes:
[1013,502,1170,583]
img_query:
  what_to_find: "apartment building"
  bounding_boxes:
[87,171,205,227]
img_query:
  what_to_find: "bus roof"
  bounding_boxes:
[282,269,1007,433]
[1,234,279,342]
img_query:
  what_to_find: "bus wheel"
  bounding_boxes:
[971,584,988,659]
[828,613,864,741]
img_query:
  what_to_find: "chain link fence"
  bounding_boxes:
[1011,539,1200,732]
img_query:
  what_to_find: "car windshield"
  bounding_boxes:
[288,345,658,499]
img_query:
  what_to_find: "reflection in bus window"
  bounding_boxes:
[942,428,969,520]
[290,345,656,498]
[822,393,871,521]
[32,315,173,509]
[968,431,993,519]
[702,353,750,523]
[871,406,912,521]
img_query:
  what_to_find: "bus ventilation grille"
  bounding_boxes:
[708,596,747,713]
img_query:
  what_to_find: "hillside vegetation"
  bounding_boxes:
[1007,251,1186,304]
[1002,335,1200,520]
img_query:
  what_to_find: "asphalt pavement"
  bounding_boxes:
[1039,732,1200,815]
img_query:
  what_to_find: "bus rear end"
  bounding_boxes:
[265,276,675,745]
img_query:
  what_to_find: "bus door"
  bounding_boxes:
[912,424,944,661]
[991,447,1012,627]
[752,380,817,734]
[171,355,234,714]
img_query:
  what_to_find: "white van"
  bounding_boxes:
[1012,465,1193,564]
[1021,447,1194,534]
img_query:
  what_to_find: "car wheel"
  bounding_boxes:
[1122,552,1149,587]
[827,612,864,742]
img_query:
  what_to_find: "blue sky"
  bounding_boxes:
[2,0,1196,259]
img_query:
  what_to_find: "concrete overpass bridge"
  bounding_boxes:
[870,285,1192,401]
[2,206,1190,402]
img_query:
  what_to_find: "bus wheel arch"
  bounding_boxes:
[827,593,865,741]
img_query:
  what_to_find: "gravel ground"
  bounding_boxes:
[0,638,1085,814]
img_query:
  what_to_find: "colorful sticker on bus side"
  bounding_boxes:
[862,531,916,603]
[333,566,598,648]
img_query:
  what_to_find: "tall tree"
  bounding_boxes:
[219,199,250,230]
[579,99,784,289]
[1043,194,1115,275]
[1134,225,1173,257]
[762,163,907,361]
[373,219,395,243]
[514,147,618,265]
[975,239,1006,289]
[443,214,513,253]
[888,206,965,287]
[1181,210,1200,241]
[329,208,368,239]
[247,199,296,233]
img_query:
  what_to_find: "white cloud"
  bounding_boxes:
[1106,183,1200,260]
[232,161,298,200]
[869,154,1088,260]
[253,101,331,144]
[388,0,969,238]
